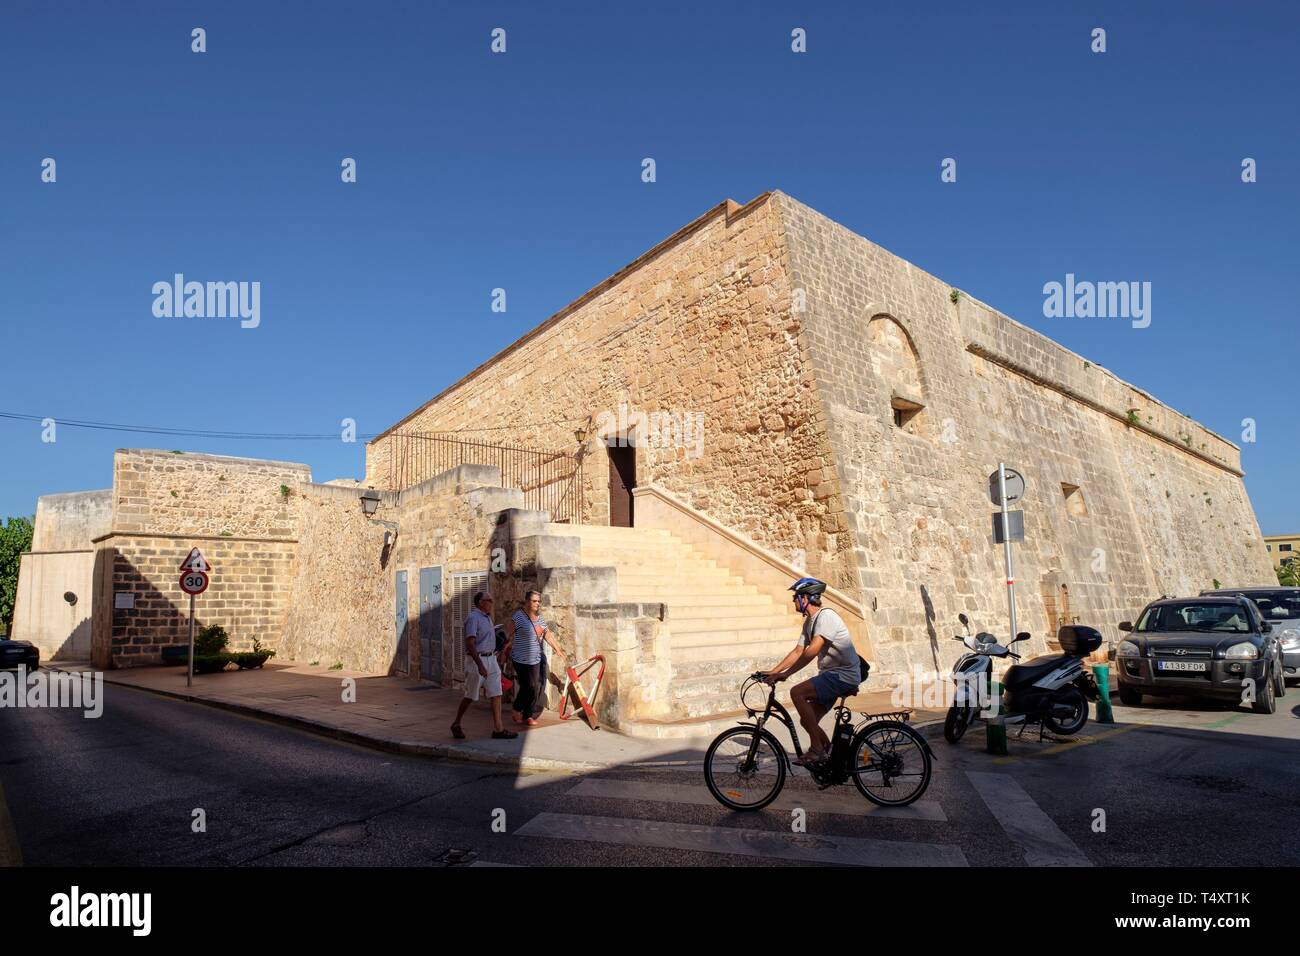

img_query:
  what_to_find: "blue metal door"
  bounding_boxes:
[395,570,409,674]
[419,566,443,683]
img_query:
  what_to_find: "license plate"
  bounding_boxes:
[1156,660,1207,672]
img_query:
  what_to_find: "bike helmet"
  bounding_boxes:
[789,577,827,597]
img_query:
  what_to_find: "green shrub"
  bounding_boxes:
[233,650,276,670]
[194,624,230,657]
[193,654,231,674]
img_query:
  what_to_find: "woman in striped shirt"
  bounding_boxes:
[508,590,566,726]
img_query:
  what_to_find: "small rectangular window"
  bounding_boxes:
[891,397,923,430]
[1281,544,1293,552]
[1061,483,1088,517]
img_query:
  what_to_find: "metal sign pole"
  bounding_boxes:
[998,463,1019,642]
[187,592,195,688]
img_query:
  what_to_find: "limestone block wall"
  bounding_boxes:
[91,450,310,668]
[390,466,520,680]
[276,483,396,673]
[112,449,308,538]
[277,465,523,677]
[775,191,1273,682]
[365,195,854,588]
[91,535,296,668]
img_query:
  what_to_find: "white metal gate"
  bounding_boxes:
[447,570,490,683]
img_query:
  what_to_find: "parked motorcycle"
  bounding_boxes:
[943,613,1103,743]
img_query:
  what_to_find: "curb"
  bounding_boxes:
[78,667,949,774]
[85,670,623,773]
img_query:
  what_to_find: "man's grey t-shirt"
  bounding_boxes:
[801,607,860,685]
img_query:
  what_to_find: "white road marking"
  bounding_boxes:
[965,771,1091,867]
[516,812,968,866]
[568,777,947,821]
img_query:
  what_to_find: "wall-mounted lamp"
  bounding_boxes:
[360,489,381,516]
[574,425,588,445]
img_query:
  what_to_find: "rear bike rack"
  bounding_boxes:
[559,654,605,730]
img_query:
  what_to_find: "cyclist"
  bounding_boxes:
[760,577,862,766]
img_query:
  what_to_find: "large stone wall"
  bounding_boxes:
[92,535,296,668]
[365,195,856,588]
[31,489,112,552]
[774,191,1274,679]
[277,465,520,676]
[111,449,307,537]
[11,489,111,659]
[91,450,309,668]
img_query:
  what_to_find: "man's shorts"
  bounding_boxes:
[464,654,503,699]
[811,672,859,709]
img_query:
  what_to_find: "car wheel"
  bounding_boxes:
[1251,670,1277,715]
[1273,661,1286,698]
[1118,685,1142,707]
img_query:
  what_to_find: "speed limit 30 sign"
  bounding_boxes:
[179,570,209,595]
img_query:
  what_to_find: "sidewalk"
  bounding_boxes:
[51,662,944,773]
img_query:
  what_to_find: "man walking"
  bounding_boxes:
[451,592,517,740]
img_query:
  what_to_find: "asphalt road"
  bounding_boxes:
[2,680,1298,867]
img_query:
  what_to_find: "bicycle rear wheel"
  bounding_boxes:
[703,726,786,811]
[851,720,932,807]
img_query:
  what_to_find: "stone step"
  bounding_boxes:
[648,593,780,610]
[666,689,790,720]
[620,585,761,600]
[666,637,795,661]
[672,654,795,681]
[615,564,733,579]
[553,524,673,539]
[666,605,797,623]
[580,552,720,571]
[669,672,794,701]
[669,613,797,634]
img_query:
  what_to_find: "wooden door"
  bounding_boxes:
[607,443,636,527]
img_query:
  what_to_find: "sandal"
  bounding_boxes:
[450,724,466,740]
[492,729,518,740]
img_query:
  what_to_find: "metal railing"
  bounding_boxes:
[387,432,583,524]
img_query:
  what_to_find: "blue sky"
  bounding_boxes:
[1,1,1296,532]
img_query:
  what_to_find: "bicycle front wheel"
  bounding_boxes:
[851,720,932,807]
[703,726,786,811]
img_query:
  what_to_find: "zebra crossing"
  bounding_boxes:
[490,774,966,866]
[471,768,1093,867]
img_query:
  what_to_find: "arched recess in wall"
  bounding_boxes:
[864,313,929,434]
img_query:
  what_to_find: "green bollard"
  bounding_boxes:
[985,680,1008,755]
[1093,664,1115,724]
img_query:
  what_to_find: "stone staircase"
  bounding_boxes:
[549,523,805,728]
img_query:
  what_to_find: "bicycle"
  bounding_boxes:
[703,672,935,811]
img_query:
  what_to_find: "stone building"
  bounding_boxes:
[10,490,110,660]
[13,191,1275,735]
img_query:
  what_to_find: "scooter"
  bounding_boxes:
[943,613,1102,743]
